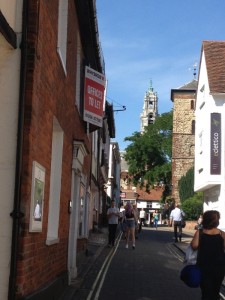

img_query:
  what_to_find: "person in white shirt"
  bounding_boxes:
[107,200,120,247]
[139,208,146,227]
[169,203,185,242]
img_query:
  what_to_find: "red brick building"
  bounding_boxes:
[6,1,113,299]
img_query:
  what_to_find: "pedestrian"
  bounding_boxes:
[169,203,185,242]
[195,214,203,230]
[163,201,169,225]
[107,200,120,247]
[191,210,225,300]
[132,204,139,238]
[139,208,146,228]
[153,210,159,229]
[124,202,138,249]
[119,205,126,238]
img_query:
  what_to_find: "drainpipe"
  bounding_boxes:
[8,0,28,299]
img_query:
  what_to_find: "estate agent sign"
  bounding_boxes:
[83,66,106,127]
[210,113,221,175]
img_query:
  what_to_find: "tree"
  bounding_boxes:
[178,167,195,202]
[178,167,204,220]
[124,111,173,197]
[181,193,203,220]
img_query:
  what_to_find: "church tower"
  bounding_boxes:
[140,81,158,133]
[171,79,198,203]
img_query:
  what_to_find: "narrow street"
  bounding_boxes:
[72,227,202,300]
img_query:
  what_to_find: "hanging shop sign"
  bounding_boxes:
[83,66,106,127]
[210,113,221,175]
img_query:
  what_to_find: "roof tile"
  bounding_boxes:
[203,40,225,93]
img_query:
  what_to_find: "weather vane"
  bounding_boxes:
[188,62,197,79]
[193,62,197,79]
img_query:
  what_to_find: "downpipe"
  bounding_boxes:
[8,0,28,299]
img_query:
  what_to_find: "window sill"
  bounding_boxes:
[46,237,59,246]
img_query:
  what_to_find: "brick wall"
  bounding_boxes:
[16,1,91,298]
[172,93,195,202]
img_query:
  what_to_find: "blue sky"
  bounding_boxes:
[96,0,225,150]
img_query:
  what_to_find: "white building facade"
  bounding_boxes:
[194,41,225,229]
[0,2,23,299]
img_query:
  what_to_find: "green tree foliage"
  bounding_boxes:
[181,192,203,220]
[178,167,194,202]
[124,111,173,196]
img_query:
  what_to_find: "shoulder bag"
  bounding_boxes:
[181,216,186,228]
[180,230,202,288]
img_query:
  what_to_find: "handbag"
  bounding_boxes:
[183,245,198,265]
[180,230,202,288]
[180,264,201,288]
[181,217,186,228]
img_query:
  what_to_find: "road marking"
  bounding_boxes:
[87,232,122,300]
[166,243,184,262]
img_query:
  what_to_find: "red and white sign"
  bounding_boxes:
[83,66,106,127]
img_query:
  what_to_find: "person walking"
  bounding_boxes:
[124,202,138,249]
[132,204,139,238]
[139,208,146,228]
[119,205,126,238]
[191,210,225,300]
[107,200,120,247]
[169,203,185,242]
[153,210,159,229]
[195,214,203,230]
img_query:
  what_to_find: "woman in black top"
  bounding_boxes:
[191,210,225,300]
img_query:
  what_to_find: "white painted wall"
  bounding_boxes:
[0,2,22,298]
[0,0,22,31]
[0,35,21,300]
[194,51,225,230]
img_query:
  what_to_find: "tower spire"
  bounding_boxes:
[149,79,153,92]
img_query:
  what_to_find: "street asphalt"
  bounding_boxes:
[59,224,195,300]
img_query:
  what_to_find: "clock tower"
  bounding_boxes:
[140,81,158,133]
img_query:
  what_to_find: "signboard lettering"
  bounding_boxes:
[83,66,106,127]
[210,113,221,175]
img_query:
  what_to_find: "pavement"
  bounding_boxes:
[59,225,194,300]
[59,227,109,300]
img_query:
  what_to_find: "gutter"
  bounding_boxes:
[209,92,225,96]
[8,1,28,299]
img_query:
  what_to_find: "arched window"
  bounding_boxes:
[148,113,154,125]
[189,145,195,156]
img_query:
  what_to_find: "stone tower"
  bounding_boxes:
[140,81,158,133]
[171,79,198,202]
